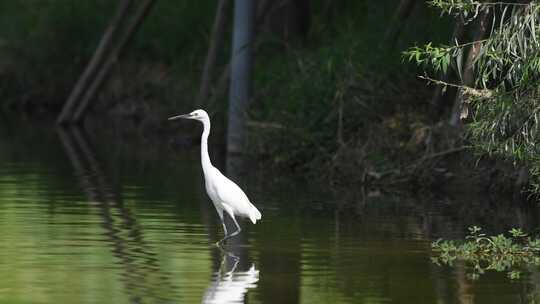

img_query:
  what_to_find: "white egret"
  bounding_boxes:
[169,109,262,245]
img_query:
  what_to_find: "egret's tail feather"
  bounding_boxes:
[249,206,262,224]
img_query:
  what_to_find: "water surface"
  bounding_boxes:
[1,122,540,303]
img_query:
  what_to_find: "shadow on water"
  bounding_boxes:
[57,126,177,303]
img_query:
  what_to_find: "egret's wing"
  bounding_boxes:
[209,168,261,222]
[216,174,251,206]
[212,170,252,209]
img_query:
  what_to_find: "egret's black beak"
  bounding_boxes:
[168,113,191,121]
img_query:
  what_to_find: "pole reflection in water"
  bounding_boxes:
[57,126,176,303]
[203,247,259,304]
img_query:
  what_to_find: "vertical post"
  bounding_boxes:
[227,0,255,155]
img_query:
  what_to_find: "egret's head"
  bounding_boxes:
[168,109,209,122]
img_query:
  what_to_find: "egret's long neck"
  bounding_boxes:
[200,119,213,176]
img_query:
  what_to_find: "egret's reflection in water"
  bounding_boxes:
[203,248,259,304]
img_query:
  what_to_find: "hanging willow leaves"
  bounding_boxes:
[404,0,540,192]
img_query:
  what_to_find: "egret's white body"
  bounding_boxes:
[169,109,261,244]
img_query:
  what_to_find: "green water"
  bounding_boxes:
[1,122,540,304]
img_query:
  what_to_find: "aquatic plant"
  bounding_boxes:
[432,226,540,280]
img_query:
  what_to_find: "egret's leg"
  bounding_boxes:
[221,222,228,239]
[219,204,242,244]
[217,209,228,236]
[221,216,242,243]
[216,209,228,246]
[227,215,242,239]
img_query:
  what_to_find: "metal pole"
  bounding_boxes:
[227,0,255,154]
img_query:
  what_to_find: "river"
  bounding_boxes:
[1,120,540,303]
